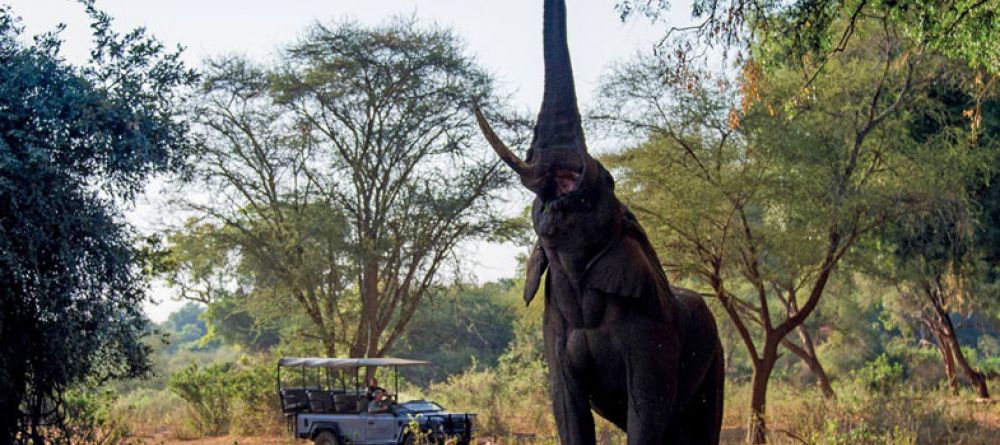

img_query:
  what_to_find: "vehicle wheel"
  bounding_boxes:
[400,432,418,445]
[314,431,339,445]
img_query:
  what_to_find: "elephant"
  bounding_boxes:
[472,1,725,444]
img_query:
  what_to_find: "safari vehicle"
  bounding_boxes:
[277,357,476,445]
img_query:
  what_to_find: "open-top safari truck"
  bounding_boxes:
[277,357,476,445]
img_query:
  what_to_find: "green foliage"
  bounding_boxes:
[165,221,288,351]
[820,417,917,445]
[852,354,905,395]
[167,363,232,436]
[161,303,216,353]
[393,281,518,386]
[412,282,552,438]
[201,292,282,351]
[978,357,1000,376]
[618,0,1000,73]
[227,359,281,435]
[0,2,196,440]
[165,359,280,437]
[48,388,140,445]
[175,15,526,358]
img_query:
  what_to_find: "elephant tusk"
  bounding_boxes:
[473,102,531,176]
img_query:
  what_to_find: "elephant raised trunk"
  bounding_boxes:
[475,0,588,200]
[538,0,584,150]
[475,3,724,442]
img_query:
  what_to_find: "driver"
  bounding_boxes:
[367,389,391,413]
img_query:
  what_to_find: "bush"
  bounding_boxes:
[49,388,141,445]
[853,354,904,395]
[228,358,282,435]
[168,363,233,436]
[162,358,282,438]
[978,356,1000,377]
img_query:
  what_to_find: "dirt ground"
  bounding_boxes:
[137,429,748,445]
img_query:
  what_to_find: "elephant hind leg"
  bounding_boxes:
[678,347,725,445]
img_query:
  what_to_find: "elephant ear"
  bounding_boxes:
[523,242,548,306]
[583,235,661,299]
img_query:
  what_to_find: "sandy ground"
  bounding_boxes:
[136,429,749,445]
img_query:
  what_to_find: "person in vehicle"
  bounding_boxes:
[367,376,385,400]
[367,389,390,413]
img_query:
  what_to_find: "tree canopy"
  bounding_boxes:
[596,9,998,441]
[173,16,527,360]
[0,2,196,442]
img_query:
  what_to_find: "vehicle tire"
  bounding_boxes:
[314,431,339,445]
[401,433,415,445]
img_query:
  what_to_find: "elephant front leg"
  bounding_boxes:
[625,337,681,445]
[549,363,596,445]
[626,393,675,445]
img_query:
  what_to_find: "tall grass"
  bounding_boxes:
[419,362,999,445]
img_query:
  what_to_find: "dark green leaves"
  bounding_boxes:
[0,3,195,440]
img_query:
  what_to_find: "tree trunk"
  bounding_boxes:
[323,337,337,359]
[934,330,959,395]
[352,257,380,361]
[937,307,990,398]
[748,341,778,444]
[780,338,836,399]
[363,259,381,358]
[795,326,836,399]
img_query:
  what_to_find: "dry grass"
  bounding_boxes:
[114,378,1000,445]
[716,381,1000,445]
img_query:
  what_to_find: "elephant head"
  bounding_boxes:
[475,0,622,303]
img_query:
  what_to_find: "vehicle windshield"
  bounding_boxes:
[400,400,443,412]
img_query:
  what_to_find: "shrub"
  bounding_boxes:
[167,363,233,436]
[49,388,141,445]
[853,354,904,395]
[978,356,1000,377]
[228,359,282,435]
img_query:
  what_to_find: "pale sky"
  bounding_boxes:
[5,0,693,321]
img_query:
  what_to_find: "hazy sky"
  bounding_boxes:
[5,0,692,321]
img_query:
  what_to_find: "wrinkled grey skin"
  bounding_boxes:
[473,1,724,444]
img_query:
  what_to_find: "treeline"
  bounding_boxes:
[4,0,1000,444]
[597,2,1000,442]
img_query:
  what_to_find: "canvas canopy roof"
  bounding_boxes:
[277,357,430,369]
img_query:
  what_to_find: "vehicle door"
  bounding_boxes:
[365,412,402,444]
[335,415,366,444]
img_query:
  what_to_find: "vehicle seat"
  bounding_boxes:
[333,394,360,413]
[280,388,309,413]
[307,389,335,412]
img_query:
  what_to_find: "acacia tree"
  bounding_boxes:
[616,0,1000,76]
[885,211,992,398]
[0,3,196,442]
[872,84,1000,399]
[596,19,983,442]
[181,17,524,359]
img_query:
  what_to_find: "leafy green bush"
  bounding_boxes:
[163,359,282,437]
[853,354,904,395]
[168,363,233,436]
[978,356,1000,376]
[228,359,282,434]
[49,388,140,445]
